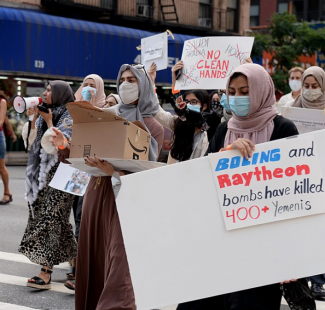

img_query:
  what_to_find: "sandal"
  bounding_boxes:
[64,280,75,291]
[66,266,75,280]
[0,193,12,205]
[26,268,52,290]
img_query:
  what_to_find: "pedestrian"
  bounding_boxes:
[153,60,210,164]
[18,80,77,290]
[0,93,13,204]
[103,93,121,108]
[52,64,164,309]
[289,65,325,298]
[75,74,106,108]
[278,67,304,108]
[189,63,303,310]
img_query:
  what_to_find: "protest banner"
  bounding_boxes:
[141,32,168,71]
[208,135,325,230]
[281,106,325,134]
[175,36,254,90]
[116,129,325,310]
[49,163,91,196]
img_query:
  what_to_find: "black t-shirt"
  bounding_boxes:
[206,115,299,154]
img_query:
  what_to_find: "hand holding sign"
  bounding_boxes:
[175,37,255,90]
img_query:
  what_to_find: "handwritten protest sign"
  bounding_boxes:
[281,106,325,134]
[208,135,325,230]
[49,163,91,196]
[175,36,254,90]
[141,32,168,71]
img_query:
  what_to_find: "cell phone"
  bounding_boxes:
[175,68,182,80]
[37,105,49,113]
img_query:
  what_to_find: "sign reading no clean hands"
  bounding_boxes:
[175,36,255,90]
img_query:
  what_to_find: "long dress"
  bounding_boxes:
[75,117,164,310]
[19,163,77,269]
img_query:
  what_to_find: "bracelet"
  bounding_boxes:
[226,144,232,151]
[58,137,68,150]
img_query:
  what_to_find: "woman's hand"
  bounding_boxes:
[39,108,53,128]
[51,127,65,149]
[221,138,255,160]
[27,107,38,122]
[12,133,17,143]
[171,60,184,86]
[147,62,157,85]
[84,155,115,176]
[90,90,96,107]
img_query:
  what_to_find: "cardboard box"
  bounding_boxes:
[67,101,151,161]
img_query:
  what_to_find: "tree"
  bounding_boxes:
[251,13,325,94]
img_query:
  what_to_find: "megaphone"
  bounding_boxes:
[13,96,43,121]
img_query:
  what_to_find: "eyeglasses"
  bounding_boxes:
[131,63,152,84]
[184,99,201,105]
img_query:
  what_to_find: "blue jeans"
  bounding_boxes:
[0,131,6,159]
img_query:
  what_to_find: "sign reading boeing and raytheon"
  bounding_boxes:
[208,134,325,230]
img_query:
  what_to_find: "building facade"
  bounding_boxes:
[250,0,325,27]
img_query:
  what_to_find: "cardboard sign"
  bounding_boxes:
[67,157,166,176]
[141,32,168,71]
[116,130,325,310]
[175,36,254,90]
[208,135,325,230]
[67,102,151,161]
[49,163,91,196]
[281,106,325,134]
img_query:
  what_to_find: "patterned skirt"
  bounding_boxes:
[18,164,77,269]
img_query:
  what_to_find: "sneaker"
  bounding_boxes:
[311,283,325,299]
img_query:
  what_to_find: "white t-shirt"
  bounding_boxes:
[278,92,293,107]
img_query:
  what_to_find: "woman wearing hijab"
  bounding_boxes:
[51,64,164,309]
[18,81,77,290]
[179,64,300,310]
[104,93,121,107]
[285,66,325,109]
[75,74,106,108]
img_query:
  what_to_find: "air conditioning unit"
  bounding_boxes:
[198,18,212,28]
[137,4,150,18]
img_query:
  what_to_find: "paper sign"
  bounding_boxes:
[281,106,325,134]
[116,130,325,310]
[175,36,254,90]
[49,163,91,196]
[141,32,168,71]
[208,135,325,230]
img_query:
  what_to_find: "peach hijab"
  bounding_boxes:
[75,74,106,108]
[224,64,278,147]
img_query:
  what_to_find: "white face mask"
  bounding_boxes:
[119,81,139,104]
[302,88,323,101]
[289,80,302,92]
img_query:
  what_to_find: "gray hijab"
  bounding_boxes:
[292,66,325,109]
[107,64,159,161]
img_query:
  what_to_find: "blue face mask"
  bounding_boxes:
[228,96,250,117]
[81,86,97,102]
[187,103,201,113]
[220,93,231,112]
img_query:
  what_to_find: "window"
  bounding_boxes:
[136,0,153,18]
[278,2,289,13]
[308,0,320,21]
[199,0,212,28]
[292,0,304,21]
[250,0,260,27]
[227,0,239,32]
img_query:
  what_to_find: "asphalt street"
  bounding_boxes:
[0,166,324,310]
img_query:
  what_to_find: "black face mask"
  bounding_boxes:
[211,100,223,118]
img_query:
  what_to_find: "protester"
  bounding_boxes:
[289,65,325,298]
[153,61,210,163]
[103,93,121,107]
[278,67,304,108]
[0,93,12,204]
[75,74,106,108]
[52,64,164,309]
[179,63,304,310]
[18,81,77,290]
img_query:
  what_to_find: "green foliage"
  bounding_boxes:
[251,12,325,93]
